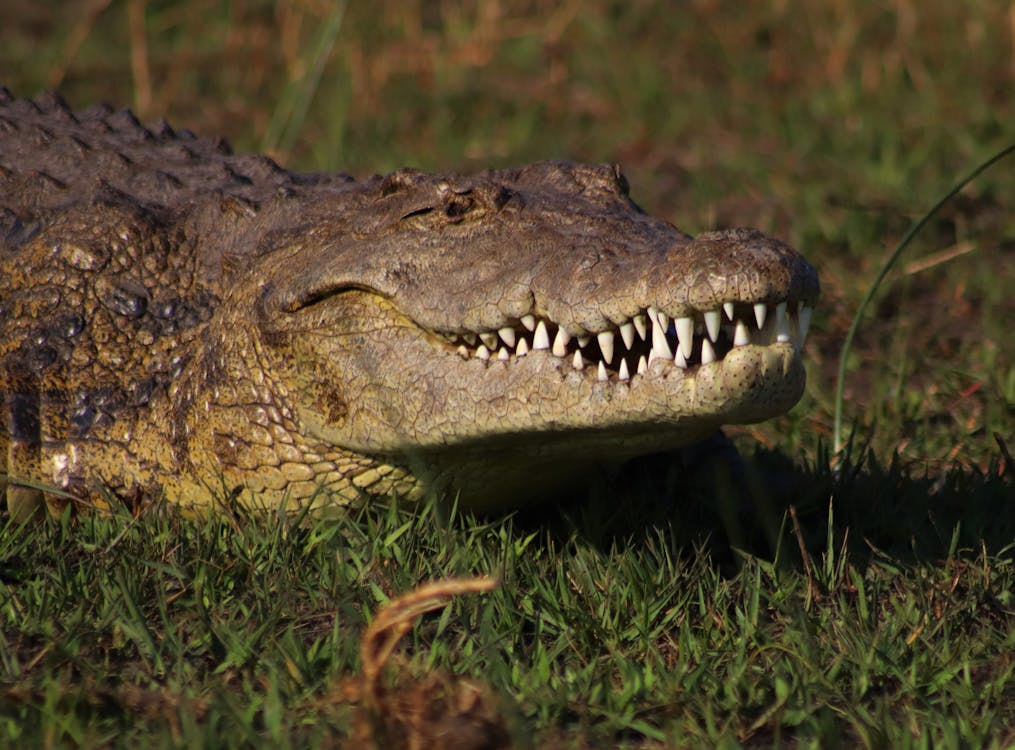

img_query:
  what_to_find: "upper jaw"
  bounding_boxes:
[431,227,819,384]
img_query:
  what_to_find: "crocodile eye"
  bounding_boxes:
[400,206,434,221]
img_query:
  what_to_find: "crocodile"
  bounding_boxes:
[0,89,819,519]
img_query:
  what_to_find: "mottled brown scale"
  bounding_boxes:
[1,88,818,518]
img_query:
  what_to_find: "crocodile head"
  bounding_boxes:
[203,161,818,510]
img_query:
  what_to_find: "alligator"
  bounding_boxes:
[0,89,819,519]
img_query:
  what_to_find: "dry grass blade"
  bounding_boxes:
[360,576,498,688]
[902,241,976,275]
[327,576,509,750]
[789,505,819,605]
[996,433,1013,479]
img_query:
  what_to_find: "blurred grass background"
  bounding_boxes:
[3,0,1012,473]
[3,4,1015,746]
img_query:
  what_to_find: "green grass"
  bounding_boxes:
[2,458,1014,747]
[2,0,1015,746]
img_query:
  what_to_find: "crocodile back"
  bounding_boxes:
[0,89,326,508]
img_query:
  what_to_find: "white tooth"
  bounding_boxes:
[456,345,469,358]
[633,314,648,340]
[657,310,669,330]
[754,302,767,330]
[619,322,635,349]
[480,332,498,349]
[597,331,615,364]
[577,333,591,348]
[533,320,550,350]
[497,347,510,361]
[651,315,673,359]
[476,345,491,360]
[734,319,751,347]
[520,314,536,332]
[618,359,630,380]
[648,348,657,365]
[637,355,648,374]
[498,327,516,347]
[597,361,608,381]
[701,338,716,365]
[674,347,687,369]
[572,350,584,370]
[775,302,791,342]
[552,328,570,357]
[723,301,735,320]
[516,338,529,356]
[797,304,813,347]
[675,316,694,360]
[704,310,721,342]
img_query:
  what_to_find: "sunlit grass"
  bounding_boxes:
[1,0,1014,746]
[2,457,1014,747]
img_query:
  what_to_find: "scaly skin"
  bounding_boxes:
[0,89,819,517]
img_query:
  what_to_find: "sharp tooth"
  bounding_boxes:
[704,310,721,342]
[674,347,687,369]
[516,338,529,356]
[734,319,751,347]
[797,304,813,347]
[775,302,791,342]
[572,350,584,370]
[476,344,491,360]
[497,347,510,361]
[520,314,536,332]
[633,314,648,340]
[723,301,735,320]
[597,361,608,381]
[754,302,767,330]
[618,359,630,380]
[637,355,648,374]
[456,345,469,358]
[657,310,669,330]
[533,321,550,350]
[675,317,694,360]
[480,332,498,349]
[648,348,657,365]
[701,338,716,365]
[463,332,477,346]
[619,321,635,349]
[597,331,615,364]
[577,333,591,348]
[498,327,516,348]
[651,315,673,359]
[552,327,570,357]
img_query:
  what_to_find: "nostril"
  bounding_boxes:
[445,197,474,218]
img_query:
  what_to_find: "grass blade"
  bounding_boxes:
[833,142,1015,454]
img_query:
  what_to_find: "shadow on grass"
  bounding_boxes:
[510,433,1015,571]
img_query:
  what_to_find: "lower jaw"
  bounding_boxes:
[354,344,807,511]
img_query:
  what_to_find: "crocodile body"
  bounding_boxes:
[0,89,818,518]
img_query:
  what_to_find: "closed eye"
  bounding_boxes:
[400,206,434,221]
